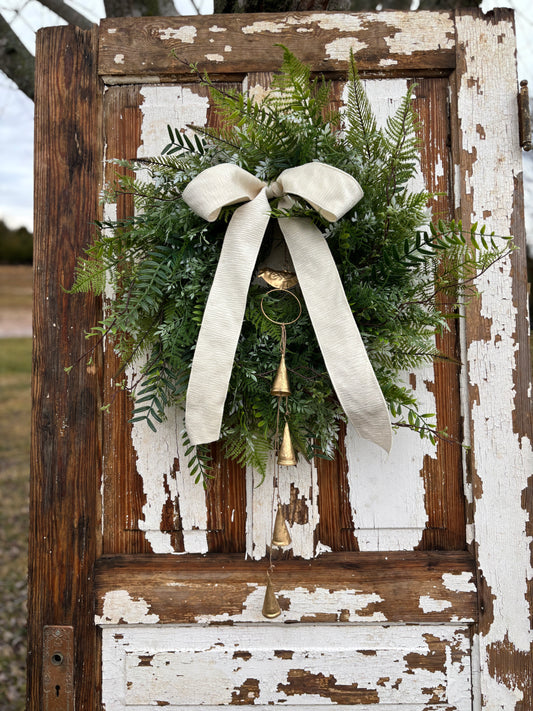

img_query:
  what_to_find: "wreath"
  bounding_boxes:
[70,48,512,482]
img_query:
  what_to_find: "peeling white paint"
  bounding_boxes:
[96,590,159,625]
[454,12,533,711]
[442,572,476,594]
[384,12,454,54]
[456,15,532,653]
[209,25,227,32]
[113,53,124,65]
[138,85,209,158]
[341,79,432,551]
[205,53,224,63]
[325,37,368,61]
[101,624,471,709]
[379,58,398,67]
[247,453,318,560]
[241,20,287,35]
[419,595,453,613]
[158,26,197,43]
[224,45,232,52]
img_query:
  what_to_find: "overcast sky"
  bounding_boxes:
[0,0,532,236]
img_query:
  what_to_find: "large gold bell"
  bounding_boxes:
[272,506,292,547]
[271,354,291,397]
[278,422,297,466]
[262,575,281,619]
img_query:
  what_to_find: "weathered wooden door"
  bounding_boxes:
[29,9,532,710]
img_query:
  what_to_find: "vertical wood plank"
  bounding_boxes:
[453,8,533,710]
[28,25,103,710]
[101,85,151,554]
[412,77,466,551]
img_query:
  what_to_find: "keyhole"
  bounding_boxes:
[55,685,60,697]
[51,652,63,665]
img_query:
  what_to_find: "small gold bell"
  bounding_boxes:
[262,575,281,619]
[272,506,292,547]
[278,422,297,466]
[271,354,291,397]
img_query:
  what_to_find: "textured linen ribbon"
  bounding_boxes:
[182,162,392,452]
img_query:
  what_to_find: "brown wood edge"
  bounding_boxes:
[95,551,478,624]
[28,25,103,711]
[97,11,456,78]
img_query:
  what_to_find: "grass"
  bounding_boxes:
[0,265,32,710]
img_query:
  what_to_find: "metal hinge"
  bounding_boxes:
[43,626,74,710]
[518,80,532,151]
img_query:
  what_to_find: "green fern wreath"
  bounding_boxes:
[71,48,512,482]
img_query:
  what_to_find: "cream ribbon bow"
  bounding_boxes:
[182,162,392,453]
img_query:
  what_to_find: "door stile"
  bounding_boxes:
[28,25,104,710]
[452,8,533,710]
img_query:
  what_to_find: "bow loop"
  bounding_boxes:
[181,162,392,453]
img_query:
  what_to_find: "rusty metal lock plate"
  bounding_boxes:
[43,626,74,710]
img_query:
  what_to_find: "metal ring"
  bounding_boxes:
[260,288,302,326]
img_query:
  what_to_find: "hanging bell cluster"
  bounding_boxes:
[271,355,297,467]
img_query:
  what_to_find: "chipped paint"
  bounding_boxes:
[96,590,159,625]
[442,572,476,594]
[205,53,224,63]
[341,78,433,551]
[419,595,453,614]
[247,453,318,560]
[325,37,368,61]
[209,25,227,32]
[138,85,209,158]
[384,12,454,54]
[157,26,196,43]
[113,53,124,64]
[101,624,471,708]
[191,585,387,624]
[454,11,533,710]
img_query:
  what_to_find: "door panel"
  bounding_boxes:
[101,74,464,558]
[101,624,471,709]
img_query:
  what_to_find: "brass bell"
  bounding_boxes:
[272,506,292,547]
[278,422,297,466]
[262,575,281,619]
[271,354,291,397]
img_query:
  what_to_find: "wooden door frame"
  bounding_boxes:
[28,10,532,710]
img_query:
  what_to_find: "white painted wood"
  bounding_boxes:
[454,11,533,711]
[339,79,434,551]
[101,624,471,710]
[247,454,319,559]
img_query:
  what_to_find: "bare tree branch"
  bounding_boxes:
[0,12,35,100]
[37,0,93,29]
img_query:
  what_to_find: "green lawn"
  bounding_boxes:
[0,335,31,709]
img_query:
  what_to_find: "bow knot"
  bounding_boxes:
[265,179,283,199]
[181,161,392,453]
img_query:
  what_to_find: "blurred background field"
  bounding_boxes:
[0,265,31,710]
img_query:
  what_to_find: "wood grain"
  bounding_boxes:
[28,25,103,711]
[98,12,456,79]
[95,551,477,624]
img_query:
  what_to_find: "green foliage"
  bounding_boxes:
[70,47,513,482]
[0,220,32,264]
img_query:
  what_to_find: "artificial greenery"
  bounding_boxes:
[70,47,513,482]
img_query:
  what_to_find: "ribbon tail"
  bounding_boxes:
[185,189,271,445]
[279,216,392,453]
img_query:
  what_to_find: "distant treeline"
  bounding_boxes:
[0,220,33,263]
